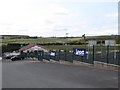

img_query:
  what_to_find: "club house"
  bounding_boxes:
[19,44,49,52]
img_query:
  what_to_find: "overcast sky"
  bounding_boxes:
[0,0,118,37]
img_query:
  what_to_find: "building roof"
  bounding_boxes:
[19,44,49,52]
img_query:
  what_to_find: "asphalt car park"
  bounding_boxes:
[2,59,118,88]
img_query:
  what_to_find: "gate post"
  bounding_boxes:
[107,45,109,63]
[73,50,74,60]
[65,49,67,61]
[59,50,60,60]
[42,51,44,61]
[92,45,95,64]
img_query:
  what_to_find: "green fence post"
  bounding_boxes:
[59,50,60,60]
[48,52,50,61]
[37,51,41,61]
[92,45,95,64]
[49,53,50,61]
[73,50,74,61]
[27,51,29,58]
[54,51,56,61]
[107,45,109,63]
[42,51,44,61]
[65,49,67,61]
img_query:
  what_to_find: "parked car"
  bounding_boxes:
[11,55,25,61]
[5,55,15,59]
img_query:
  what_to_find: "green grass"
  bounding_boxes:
[2,37,82,45]
[44,45,89,51]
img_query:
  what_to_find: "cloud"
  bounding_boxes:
[87,25,118,36]
[106,12,118,17]
[0,0,71,36]
[0,0,118,37]
[55,0,118,3]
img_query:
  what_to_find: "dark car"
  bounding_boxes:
[11,55,25,61]
[5,55,15,59]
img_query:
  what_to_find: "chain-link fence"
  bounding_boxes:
[94,46,119,65]
[19,45,119,65]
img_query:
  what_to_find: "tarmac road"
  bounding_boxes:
[2,59,118,88]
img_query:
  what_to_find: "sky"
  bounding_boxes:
[0,0,119,37]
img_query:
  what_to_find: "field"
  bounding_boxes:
[1,35,120,53]
[2,35,119,45]
[44,45,86,51]
[2,37,81,45]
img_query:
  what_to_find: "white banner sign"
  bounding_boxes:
[88,41,97,46]
[105,40,116,46]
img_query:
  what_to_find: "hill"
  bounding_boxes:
[1,35,120,45]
